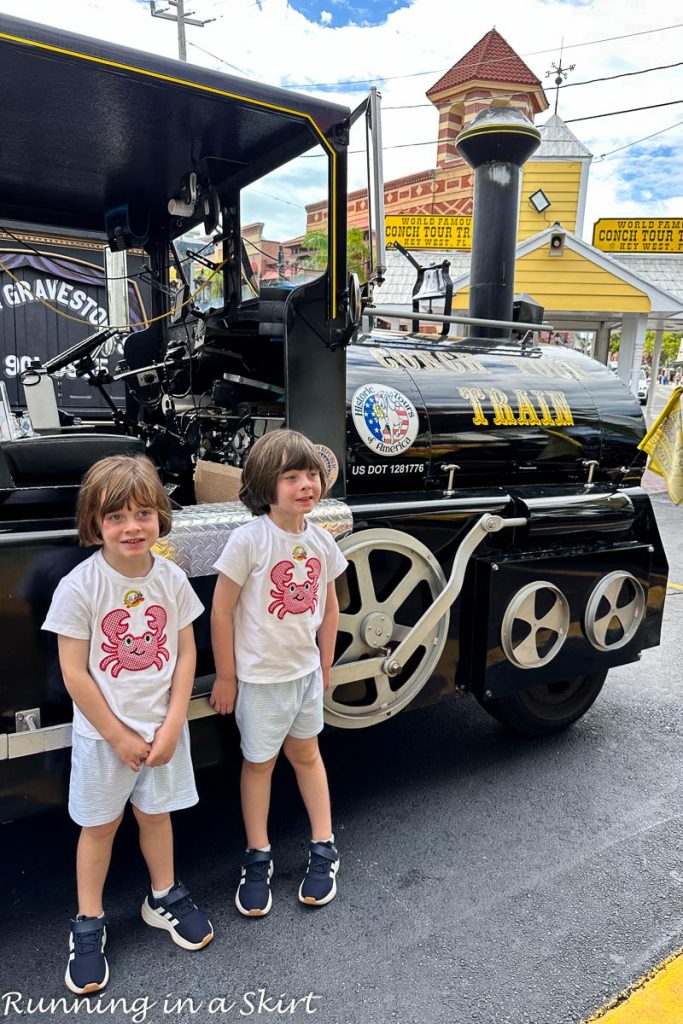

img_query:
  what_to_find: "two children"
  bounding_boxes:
[44,428,344,992]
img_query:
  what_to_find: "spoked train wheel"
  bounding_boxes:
[325,529,449,729]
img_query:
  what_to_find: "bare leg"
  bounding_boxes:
[76,813,124,917]
[283,735,332,841]
[241,755,278,849]
[132,807,174,891]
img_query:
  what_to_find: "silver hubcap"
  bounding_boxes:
[501,581,570,669]
[584,571,645,651]
[326,529,448,728]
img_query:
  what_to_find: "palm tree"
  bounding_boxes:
[301,227,370,280]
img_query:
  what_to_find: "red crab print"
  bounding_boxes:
[99,605,169,677]
[268,558,321,619]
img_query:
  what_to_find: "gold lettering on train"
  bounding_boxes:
[411,349,443,371]
[512,357,588,381]
[393,351,422,371]
[489,388,518,426]
[458,387,488,425]
[370,348,401,370]
[546,390,575,426]
[458,387,575,427]
[369,347,488,374]
[530,390,557,426]
[514,390,542,427]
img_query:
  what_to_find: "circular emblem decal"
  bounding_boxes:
[315,443,339,488]
[352,384,419,457]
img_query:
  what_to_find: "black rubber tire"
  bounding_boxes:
[478,670,608,736]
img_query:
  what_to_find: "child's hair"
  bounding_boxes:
[76,454,172,546]
[239,429,328,515]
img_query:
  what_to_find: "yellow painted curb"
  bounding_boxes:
[668,581,683,592]
[584,948,683,1023]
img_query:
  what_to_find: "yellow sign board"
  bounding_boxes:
[385,215,472,250]
[593,218,683,253]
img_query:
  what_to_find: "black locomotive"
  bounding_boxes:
[0,15,666,821]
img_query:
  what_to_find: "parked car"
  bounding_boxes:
[637,372,649,405]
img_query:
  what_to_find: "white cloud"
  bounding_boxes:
[1,0,682,240]
[320,10,333,24]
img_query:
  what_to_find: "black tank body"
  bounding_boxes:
[344,331,645,495]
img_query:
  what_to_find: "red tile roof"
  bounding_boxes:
[427,29,542,97]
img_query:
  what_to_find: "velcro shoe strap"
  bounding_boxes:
[162,883,190,908]
[243,850,273,867]
[309,842,337,861]
[72,916,107,935]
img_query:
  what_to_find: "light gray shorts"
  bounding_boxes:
[235,667,324,763]
[68,722,198,827]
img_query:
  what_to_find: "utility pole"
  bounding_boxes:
[149,0,213,62]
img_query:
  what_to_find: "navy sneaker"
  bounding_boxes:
[141,882,213,950]
[298,841,339,906]
[235,850,274,917]
[65,915,109,994]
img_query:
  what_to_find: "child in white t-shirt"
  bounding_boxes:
[43,455,213,996]
[210,429,347,916]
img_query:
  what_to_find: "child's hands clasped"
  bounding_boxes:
[111,725,152,772]
[210,675,238,715]
[145,720,181,767]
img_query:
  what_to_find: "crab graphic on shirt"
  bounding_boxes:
[99,605,170,677]
[268,558,321,619]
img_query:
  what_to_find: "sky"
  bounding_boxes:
[0,0,681,243]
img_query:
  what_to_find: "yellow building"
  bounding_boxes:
[377,47,682,395]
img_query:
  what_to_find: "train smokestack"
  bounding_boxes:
[456,107,541,340]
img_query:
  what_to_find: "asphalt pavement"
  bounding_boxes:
[1,413,682,1024]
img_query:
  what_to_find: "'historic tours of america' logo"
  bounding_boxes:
[352,383,419,457]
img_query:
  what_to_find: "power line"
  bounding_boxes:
[383,59,683,112]
[181,17,683,100]
[595,119,683,162]
[566,98,683,124]
[196,0,270,13]
[283,22,683,91]
[165,19,683,166]
[300,98,683,158]
[560,59,683,90]
[187,40,250,75]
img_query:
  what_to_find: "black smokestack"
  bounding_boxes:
[455,107,541,340]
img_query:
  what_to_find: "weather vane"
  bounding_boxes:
[546,40,575,115]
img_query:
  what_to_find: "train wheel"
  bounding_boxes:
[326,529,449,729]
[478,670,608,736]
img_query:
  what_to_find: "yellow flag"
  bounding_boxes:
[638,386,683,504]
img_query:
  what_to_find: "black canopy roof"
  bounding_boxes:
[0,15,350,233]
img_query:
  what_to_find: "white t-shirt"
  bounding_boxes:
[213,515,348,684]
[42,550,204,742]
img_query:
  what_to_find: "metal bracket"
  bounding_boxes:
[442,464,460,496]
[16,708,40,732]
[383,512,528,677]
[582,459,599,486]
